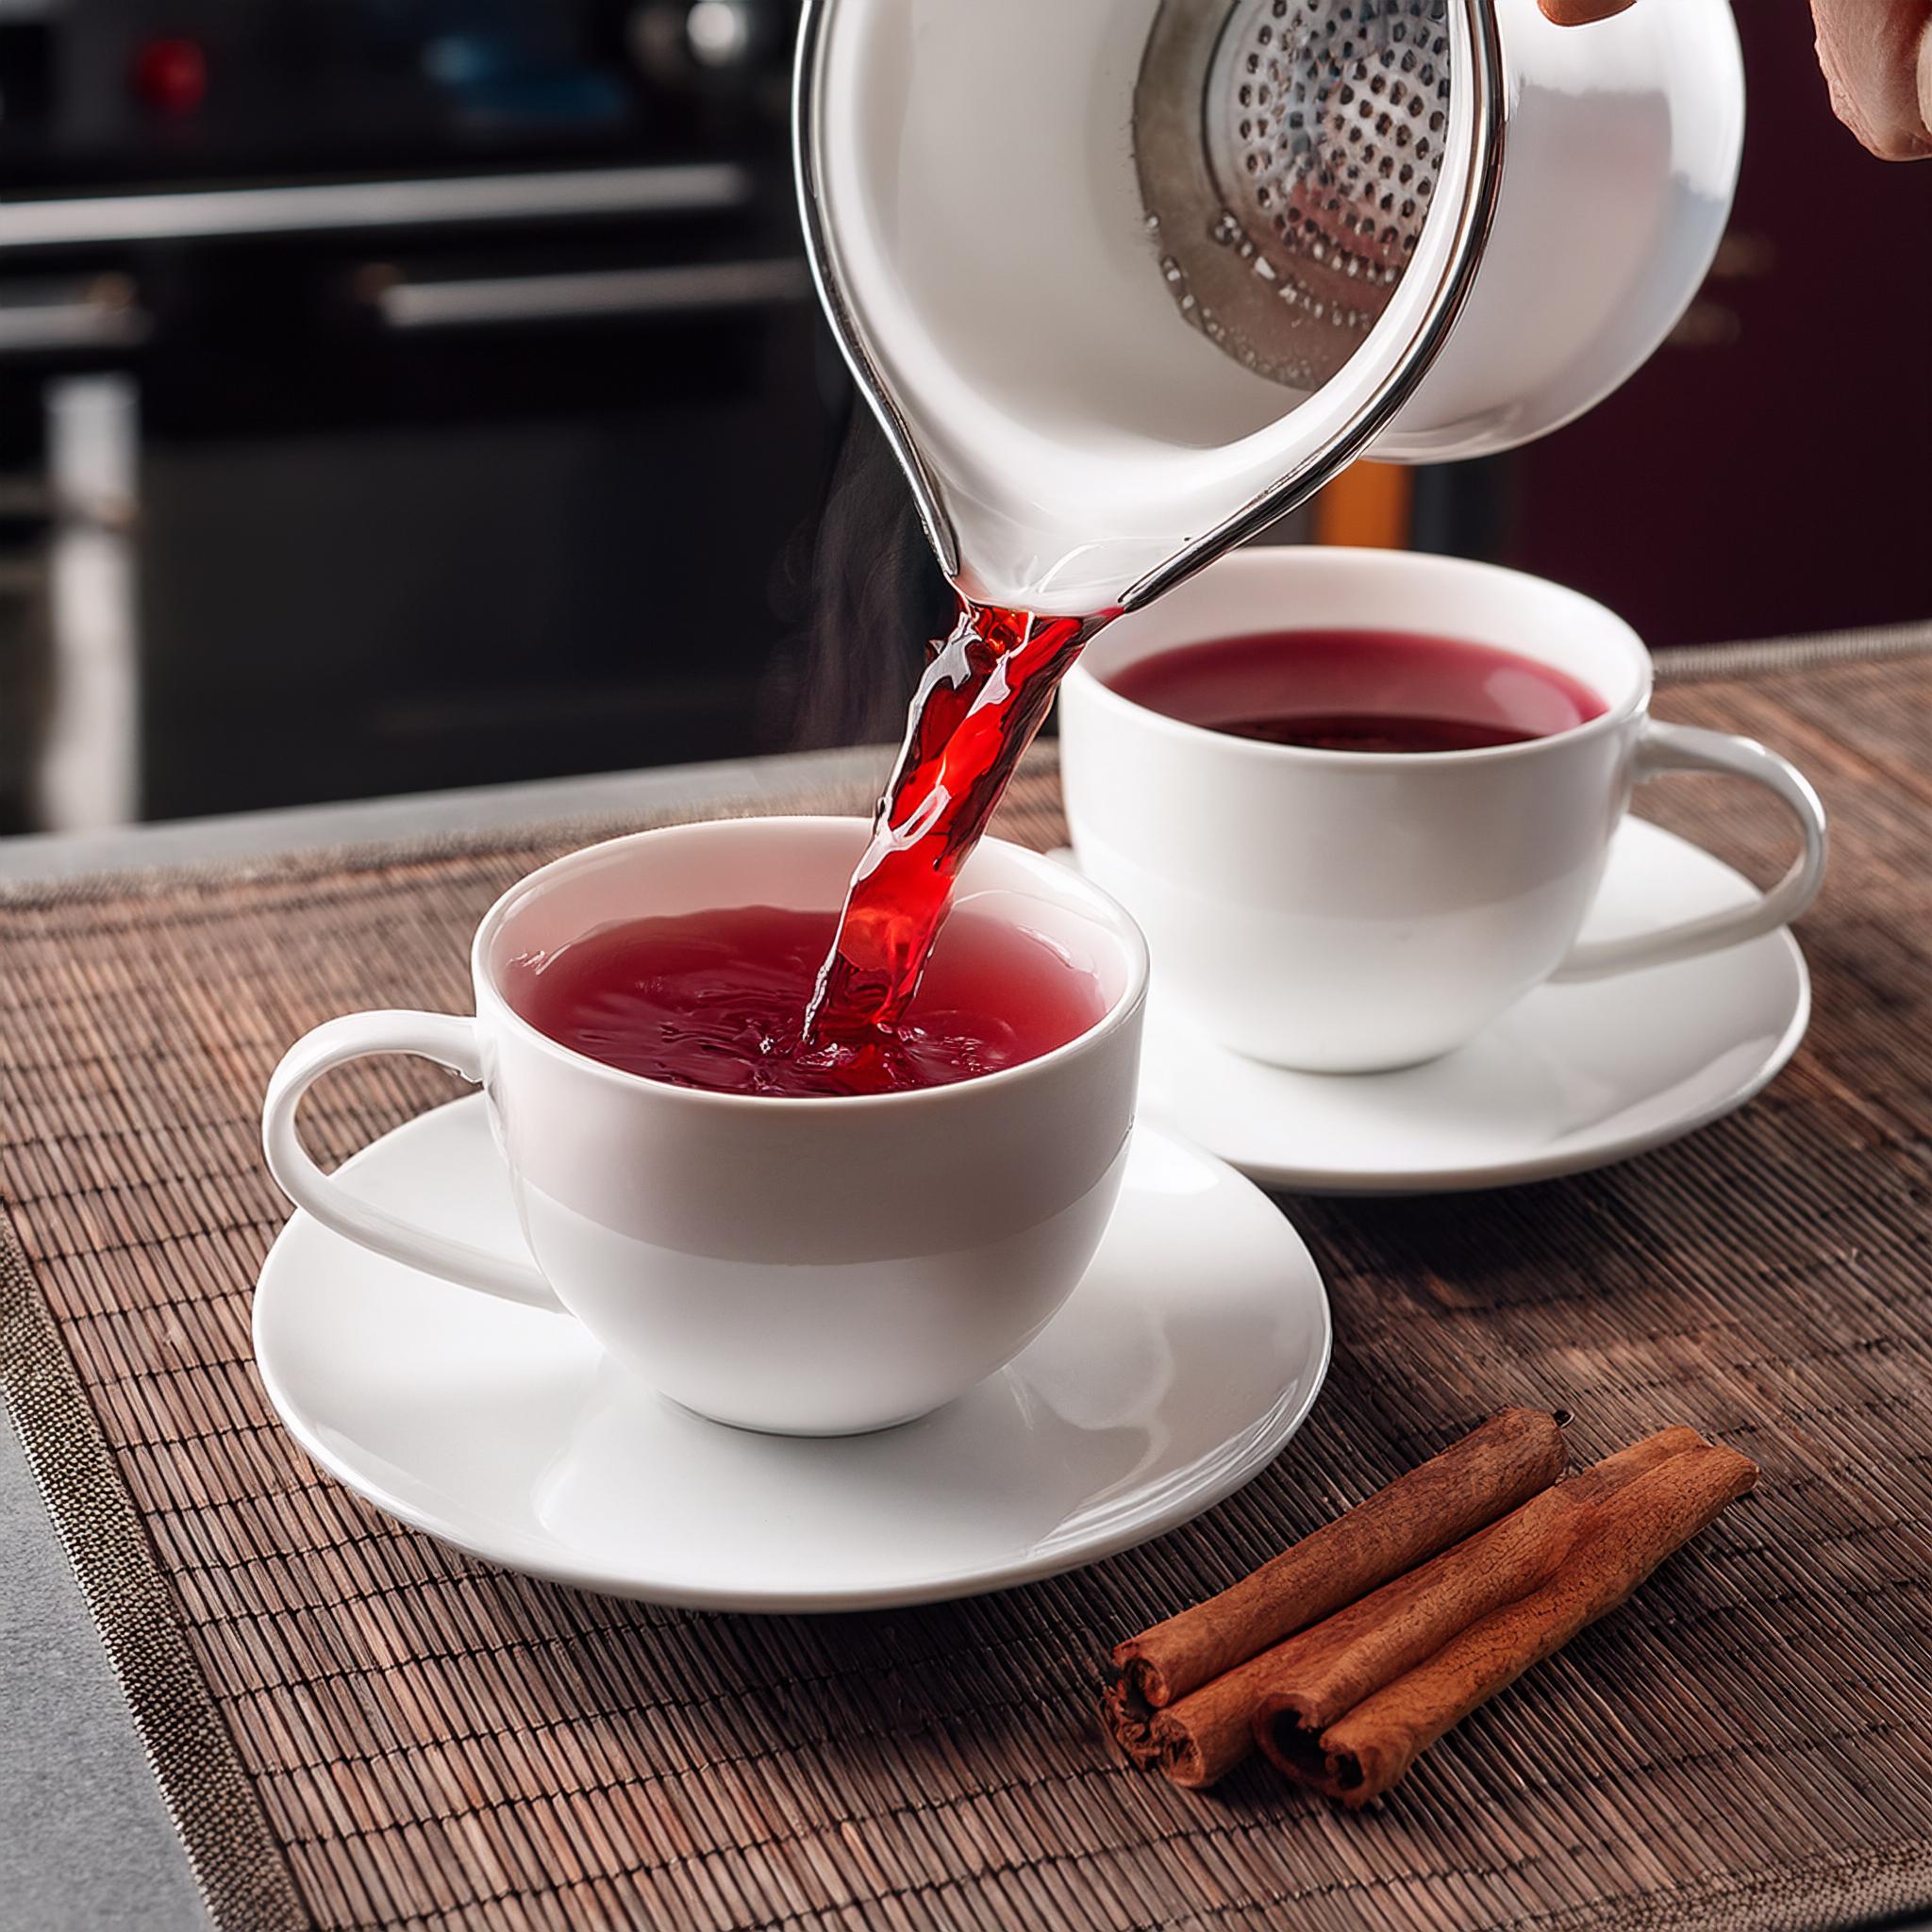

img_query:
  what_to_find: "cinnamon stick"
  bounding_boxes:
[1097,1678,1161,1769]
[1248,1426,1703,1742]
[1255,1440,1757,1806]
[1141,1425,1691,1789]
[1110,1408,1566,1717]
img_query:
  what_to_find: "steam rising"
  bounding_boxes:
[766,407,952,751]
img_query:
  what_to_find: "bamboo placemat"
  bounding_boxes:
[2,642,1929,1932]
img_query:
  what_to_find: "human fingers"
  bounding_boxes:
[1809,0,1932,159]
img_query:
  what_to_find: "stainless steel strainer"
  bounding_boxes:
[1136,0,1457,393]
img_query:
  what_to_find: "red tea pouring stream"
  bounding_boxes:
[804,599,1113,1043]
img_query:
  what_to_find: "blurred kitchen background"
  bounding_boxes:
[0,0,1924,834]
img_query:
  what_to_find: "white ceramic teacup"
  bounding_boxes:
[262,818,1148,1435]
[1058,548,1826,1074]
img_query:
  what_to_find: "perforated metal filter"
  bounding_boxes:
[1135,0,1453,391]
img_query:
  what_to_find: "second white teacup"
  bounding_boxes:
[1058,547,1826,1074]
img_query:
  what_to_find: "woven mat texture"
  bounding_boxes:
[1,651,1928,1932]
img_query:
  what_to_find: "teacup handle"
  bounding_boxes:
[262,1010,562,1310]
[1552,720,1827,982]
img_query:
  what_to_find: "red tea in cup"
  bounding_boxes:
[1107,627,1607,754]
[506,903,1105,1098]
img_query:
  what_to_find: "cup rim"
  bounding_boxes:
[467,815,1149,1112]
[1064,546,1654,769]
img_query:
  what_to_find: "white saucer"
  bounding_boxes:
[254,1096,1330,1611]
[1116,818,1809,1194]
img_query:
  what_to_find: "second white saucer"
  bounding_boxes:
[255,1095,1330,1611]
[1121,818,1810,1193]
